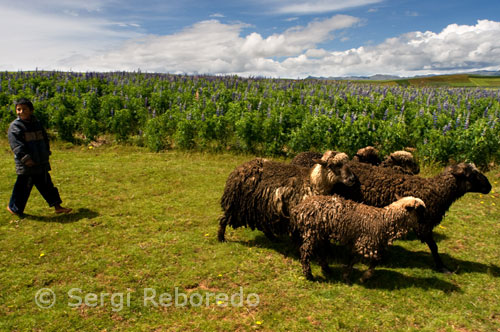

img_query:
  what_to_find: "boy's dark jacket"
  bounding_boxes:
[8,116,51,174]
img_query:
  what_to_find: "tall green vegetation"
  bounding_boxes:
[1,71,499,167]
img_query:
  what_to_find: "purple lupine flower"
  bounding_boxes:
[442,121,452,135]
[342,113,347,124]
[383,108,389,121]
[350,112,357,124]
[464,112,470,130]
[483,107,489,118]
[201,113,205,122]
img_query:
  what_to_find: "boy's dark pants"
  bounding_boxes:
[8,172,62,215]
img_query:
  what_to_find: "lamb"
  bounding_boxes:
[291,195,426,282]
[217,151,357,242]
[334,162,492,272]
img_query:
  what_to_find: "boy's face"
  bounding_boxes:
[16,104,33,121]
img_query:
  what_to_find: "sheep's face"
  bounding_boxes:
[312,152,357,187]
[449,163,492,194]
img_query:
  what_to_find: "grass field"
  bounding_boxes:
[362,74,500,87]
[1,140,500,331]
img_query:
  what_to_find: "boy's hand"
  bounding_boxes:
[24,158,36,167]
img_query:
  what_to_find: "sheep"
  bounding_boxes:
[333,162,492,272]
[351,146,381,165]
[380,150,420,175]
[291,195,426,282]
[290,151,323,168]
[291,147,380,168]
[217,151,357,242]
[292,147,420,175]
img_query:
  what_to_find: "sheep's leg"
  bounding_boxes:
[360,260,378,283]
[422,232,451,273]
[342,253,355,285]
[263,230,278,242]
[300,240,314,281]
[318,241,332,277]
[217,215,228,242]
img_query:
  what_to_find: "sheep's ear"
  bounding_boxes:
[395,193,403,200]
[450,163,468,177]
[312,158,326,166]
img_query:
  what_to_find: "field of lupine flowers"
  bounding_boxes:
[1,71,500,167]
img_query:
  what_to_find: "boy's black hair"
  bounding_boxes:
[15,98,34,111]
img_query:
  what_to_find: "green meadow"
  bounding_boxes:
[1,139,499,331]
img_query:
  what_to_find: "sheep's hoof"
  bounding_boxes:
[437,266,453,274]
[342,273,352,285]
[303,271,314,281]
[359,270,374,283]
[437,265,459,274]
[321,265,333,276]
[217,230,226,242]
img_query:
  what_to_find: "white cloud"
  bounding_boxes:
[0,3,143,70]
[63,15,360,74]
[268,0,384,14]
[2,0,500,79]
[275,19,500,77]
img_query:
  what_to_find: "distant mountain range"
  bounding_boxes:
[306,70,500,81]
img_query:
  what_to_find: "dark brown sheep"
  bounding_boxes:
[291,195,426,282]
[380,150,420,175]
[218,151,356,242]
[290,151,323,168]
[334,162,492,272]
[352,146,382,165]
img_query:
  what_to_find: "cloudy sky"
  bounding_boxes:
[1,0,500,78]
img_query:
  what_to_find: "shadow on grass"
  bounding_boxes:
[232,233,498,290]
[384,245,500,277]
[23,208,99,224]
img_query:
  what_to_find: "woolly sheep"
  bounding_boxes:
[380,150,420,175]
[334,162,492,272]
[290,151,323,168]
[291,195,426,282]
[292,147,420,175]
[217,151,356,242]
[351,146,381,165]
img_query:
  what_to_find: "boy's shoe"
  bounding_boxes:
[55,206,72,214]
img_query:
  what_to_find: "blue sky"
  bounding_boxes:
[1,0,500,78]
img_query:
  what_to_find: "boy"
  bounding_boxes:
[7,98,72,216]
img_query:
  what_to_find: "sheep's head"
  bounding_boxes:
[390,196,426,224]
[382,151,420,174]
[352,146,381,166]
[312,151,357,187]
[448,163,492,194]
